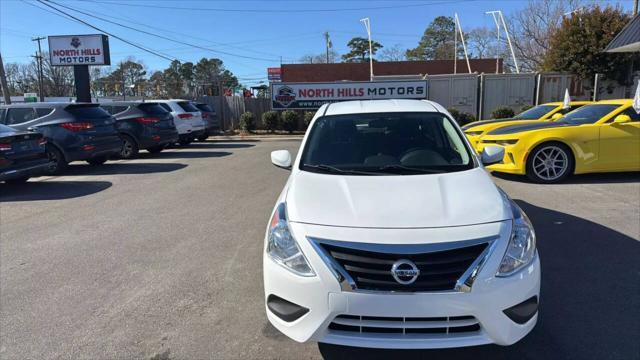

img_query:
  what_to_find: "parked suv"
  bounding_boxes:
[101,101,179,158]
[0,123,50,184]
[194,102,220,140]
[264,100,539,349]
[0,103,122,174]
[152,100,205,145]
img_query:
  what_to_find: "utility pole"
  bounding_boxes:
[32,36,46,102]
[324,31,332,64]
[634,0,638,16]
[360,18,374,81]
[0,52,12,105]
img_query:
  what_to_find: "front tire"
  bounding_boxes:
[526,142,574,183]
[119,134,139,159]
[87,156,108,166]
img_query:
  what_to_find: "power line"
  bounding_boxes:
[46,0,286,63]
[82,0,478,13]
[33,0,178,62]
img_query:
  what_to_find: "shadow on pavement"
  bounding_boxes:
[182,143,255,149]
[63,162,188,176]
[139,151,232,159]
[319,201,640,360]
[0,180,112,202]
[492,171,640,184]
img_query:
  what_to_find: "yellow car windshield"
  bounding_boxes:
[514,105,556,119]
[558,104,620,125]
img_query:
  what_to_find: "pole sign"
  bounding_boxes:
[267,67,281,81]
[271,80,428,110]
[48,34,111,66]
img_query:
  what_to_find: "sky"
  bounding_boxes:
[0,0,635,86]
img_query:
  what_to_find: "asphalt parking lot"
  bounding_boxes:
[1,139,638,360]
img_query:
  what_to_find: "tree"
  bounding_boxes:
[163,60,184,98]
[341,37,383,63]
[299,49,339,64]
[193,57,239,96]
[542,5,634,84]
[148,71,166,98]
[406,16,457,60]
[509,0,583,71]
[467,27,495,59]
[379,44,406,62]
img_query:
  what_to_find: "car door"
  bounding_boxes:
[598,107,640,171]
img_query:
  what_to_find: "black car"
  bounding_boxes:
[0,123,50,184]
[101,101,179,158]
[0,103,123,174]
[194,102,220,140]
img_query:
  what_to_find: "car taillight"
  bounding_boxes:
[0,143,12,151]
[60,122,94,132]
[136,117,160,124]
[178,113,193,119]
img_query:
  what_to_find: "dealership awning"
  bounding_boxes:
[605,14,640,53]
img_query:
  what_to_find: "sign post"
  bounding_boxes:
[48,34,110,103]
[271,80,428,110]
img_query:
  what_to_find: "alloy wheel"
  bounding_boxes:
[532,145,569,182]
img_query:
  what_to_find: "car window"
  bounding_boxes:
[300,112,474,175]
[66,105,111,119]
[514,105,556,120]
[196,104,214,112]
[138,103,170,115]
[36,107,54,117]
[113,106,129,114]
[159,103,172,112]
[559,104,620,125]
[0,108,6,123]
[6,107,36,125]
[620,107,640,122]
[177,101,199,112]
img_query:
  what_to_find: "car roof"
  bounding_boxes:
[593,99,633,105]
[323,99,442,116]
[542,101,592,106]
[147,99,191,103]
[0,102,93,108]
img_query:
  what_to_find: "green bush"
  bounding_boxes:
[239,111,255,132]
[281,110,299,133]
[447,108,476,126]
[491,107,515,119]
[262,111,280,132]
[303,112,315,129]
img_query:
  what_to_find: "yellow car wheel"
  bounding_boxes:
[526,142,574,184]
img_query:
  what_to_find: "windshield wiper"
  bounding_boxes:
[374,164,446,174]
[302,164,382,175]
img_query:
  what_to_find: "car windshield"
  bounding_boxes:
[514,105,556,120]
[138,103,170,115]
[300,112,474,175]
[558,104,619,125]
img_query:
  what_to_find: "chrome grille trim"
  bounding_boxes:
[308,236,498,293]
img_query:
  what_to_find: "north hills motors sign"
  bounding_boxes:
[271,81,428,110]
[48,34,111,66]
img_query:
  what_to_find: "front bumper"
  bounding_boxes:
[264,221,540,349]
[477,142,527,175]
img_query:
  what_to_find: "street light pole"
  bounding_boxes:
[360,17,374,81]
[486,10,519,74]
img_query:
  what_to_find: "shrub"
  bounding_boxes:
[447,108,476,126]
[281,110,299,133]
[262,111,279,132]
[491,107,515,119]
[239,111,255,132]
[303,111,315,129]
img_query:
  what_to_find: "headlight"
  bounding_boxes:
[465,130,484,136]
[497,201,537,276]
[267,203,315,277]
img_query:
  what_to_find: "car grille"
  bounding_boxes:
[318,241,489,292]
[329,315,481,335]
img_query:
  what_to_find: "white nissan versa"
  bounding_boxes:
[263,99,540,349]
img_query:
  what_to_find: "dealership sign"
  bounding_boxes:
[48,34,111,66]
[271,81,428,109]
[267,67,281,81]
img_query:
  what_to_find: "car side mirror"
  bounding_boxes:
[271,150,292,170]
[613,114,631,124]
[481,146,505,166]
[551,113,563,121]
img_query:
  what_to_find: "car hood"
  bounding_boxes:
[487,121,571,136]
[462,118,515,130]
[285,167,510,228]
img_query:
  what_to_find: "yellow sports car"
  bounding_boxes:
[463,101,591,150]
[477,99,640,183]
